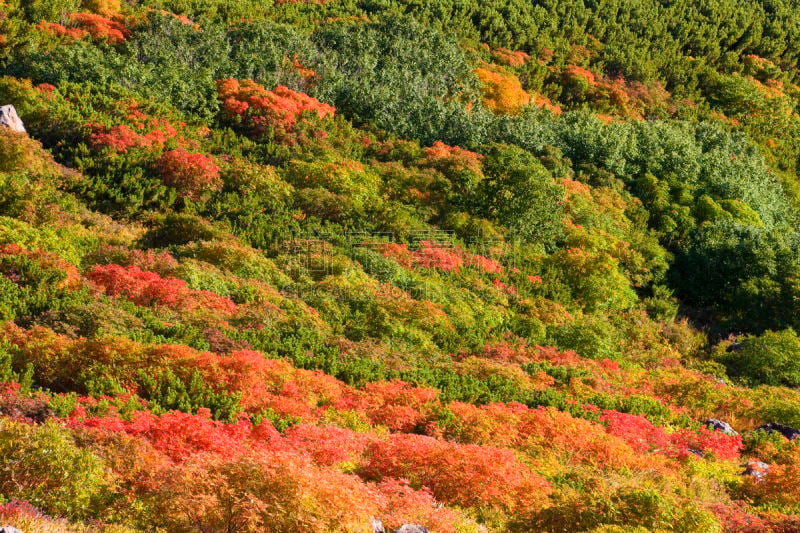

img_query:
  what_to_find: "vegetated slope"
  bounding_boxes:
[0,0,798,531]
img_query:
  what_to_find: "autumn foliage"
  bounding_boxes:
[86,264,236,313]
[156,148,221,200]
[217,78,334,142]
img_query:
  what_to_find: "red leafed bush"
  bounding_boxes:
[670,427,743,460]
[86,264,236,314]
[36,21,88,40]
[492,278,518,296]
[91,245,179,276]
[216,78,334,142]
[72,408,264,462]
[600,410,672,453]
[444,403,650,471]
[68,13,129,44]
[359,380,439,433]
[375,478,468,533]
[423,141,483,176]
[412,241,463,272]
[178,349,348,419]
[362,433,550,512]
[284,424,377,466]
[156,148,221,200]
[154,447,378,532]
[601,410,742,460]
[379,242,414,268]
[491,48,531,68]
[464,252,503,273]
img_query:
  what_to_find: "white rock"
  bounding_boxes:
[0,105,26,133]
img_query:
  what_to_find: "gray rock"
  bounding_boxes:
[371,519,386,533]
[704,418,738,436]
[743,461,769,482]
[0,105,25,133]
[756,423,800,441]
[0,526,24,533]
[394,526,429,533]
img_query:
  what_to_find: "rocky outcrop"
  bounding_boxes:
[0,526,24,533]
[755,423,800,441]
[704,418,738,436]
[743,460,769,482]
[0,105,25,133]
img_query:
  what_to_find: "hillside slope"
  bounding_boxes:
[0,1,799,531]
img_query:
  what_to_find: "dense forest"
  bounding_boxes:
[0,0,799,531]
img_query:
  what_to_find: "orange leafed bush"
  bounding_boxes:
[475,64,531,115]
[156,148,221,200]
[72,408,261,461]
[423,140,484,176]
[217,78,334,142]
[153,448,379,532]
[36,21,88,40]
[284,423,377,466]
[68,13,129,44]
[362,433,551,512]
[87,264,236,314]
[491,47,531,67]
[360,380,439,432]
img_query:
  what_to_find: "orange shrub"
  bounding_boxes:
[156,148,221,200]
[362,433,550,513]
[475,64,531,115]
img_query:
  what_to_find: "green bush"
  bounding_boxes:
[723,328,800,387]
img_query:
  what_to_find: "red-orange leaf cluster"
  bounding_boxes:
[86,264,236,314]
[217,78,334,142]
[156,148,221,200]
[68,13,129,44]
[362,433,551,512]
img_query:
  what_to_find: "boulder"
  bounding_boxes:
[394,526,430,533]
[755,423,800,441]
[743,460,769,482]
[0,527,24,533]
[704,418,738,436]
[371,519,386,533]
[0,105,25,133]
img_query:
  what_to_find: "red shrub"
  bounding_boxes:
[156,149,221,200]
[68,13,129,43]
[670,427,743,460]
[423,141,483,175]
[88,121,179,154]
[600,410,672,453]
[86,264,236,314]
[412,241,463,272]
[73,409,250,461]
[362,433,550,512]
[284,424,376,466]
[217,78,334,142]
[359,380,439,432]
[36,21,88,40]
[375,478,466,533]
[464,252,503,273]
[379,242,414,268]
